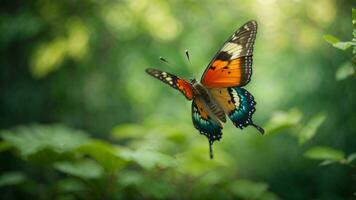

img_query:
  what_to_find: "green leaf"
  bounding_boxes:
[323,35,355,50]
[298,113,326,145]
[319,160,337,166]
[77,140,127,172]
[264,108,303,134]
[304,146,345,161]
[333,42,354,50]
[335,62,355,80]
[120,149,176,170]
[346,152,356,163]
[117,171,144,187]
[54,159,104,179]
[228,179,269,200]
[1,125,89,157]
[111,123,146,140]
[324,34,340,44]
[0,171,27,187]
[56,178,85,193]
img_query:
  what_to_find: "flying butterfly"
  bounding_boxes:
[145,20,264,159]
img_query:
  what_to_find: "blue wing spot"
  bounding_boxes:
[191,102,222,143]
[228,87,264,134]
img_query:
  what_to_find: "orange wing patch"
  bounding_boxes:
[212,60,229,68]
[202,58,243,88]
[194,98,209,120]
[201,21,257,88]
[177,79,193,100]
[210,88,238,114]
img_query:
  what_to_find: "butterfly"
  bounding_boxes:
[145,20,264,159]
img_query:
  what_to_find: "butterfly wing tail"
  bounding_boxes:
[210,87,264,134]
[227,87,264,133]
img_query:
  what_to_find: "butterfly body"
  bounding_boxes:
[191,79,226,125]
[145,20,264,159]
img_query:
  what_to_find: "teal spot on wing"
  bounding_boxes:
[191,101,222,143]
[228,87,257,129]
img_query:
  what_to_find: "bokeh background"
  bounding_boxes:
[0,0,355,199]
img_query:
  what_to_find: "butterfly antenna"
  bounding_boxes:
[209,140,214,159]
[185,49,190,62]
[251,123,265,135]
[184,49,196,79]
[159,56,169,63]
[159,56,178,69]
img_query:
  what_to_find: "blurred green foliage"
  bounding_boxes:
[324,8,356,80]
[0,0,355,199]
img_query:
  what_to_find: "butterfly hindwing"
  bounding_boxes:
[191,98,223,142]
[146,68,193,100]
[191,97,223,159]
[210,87,264,134]
[201,20,257,88]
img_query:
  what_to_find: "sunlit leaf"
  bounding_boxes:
[346,152,356,163]
[323,35,355,50]
[30,38,67,78]
[324,34,340,44]
[66,18,89,60]
[120,148,176,170]
[29,18,89,78]
[117,170,144,187]
[77,140,127,172]
[54,159,104,179]
[0,171,26,187]
[333,41,354,50]
[111,123,146,139]
[319,160,337,166]
[263,108,303,134]
[298,112,326,145]
[335,62,355,80]
[1,125,89,157]
[304,146,345,161]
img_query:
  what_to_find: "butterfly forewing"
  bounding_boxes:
[201,20,257,88]
[145,68,193,100]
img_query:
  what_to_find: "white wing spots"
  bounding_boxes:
[232,33,238,40]
[230,89,240,107]
[169,81,173,85]
[222,42,242,59]
[244,24,250,31]
[165,77,172,81]
[161,72,167,77]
